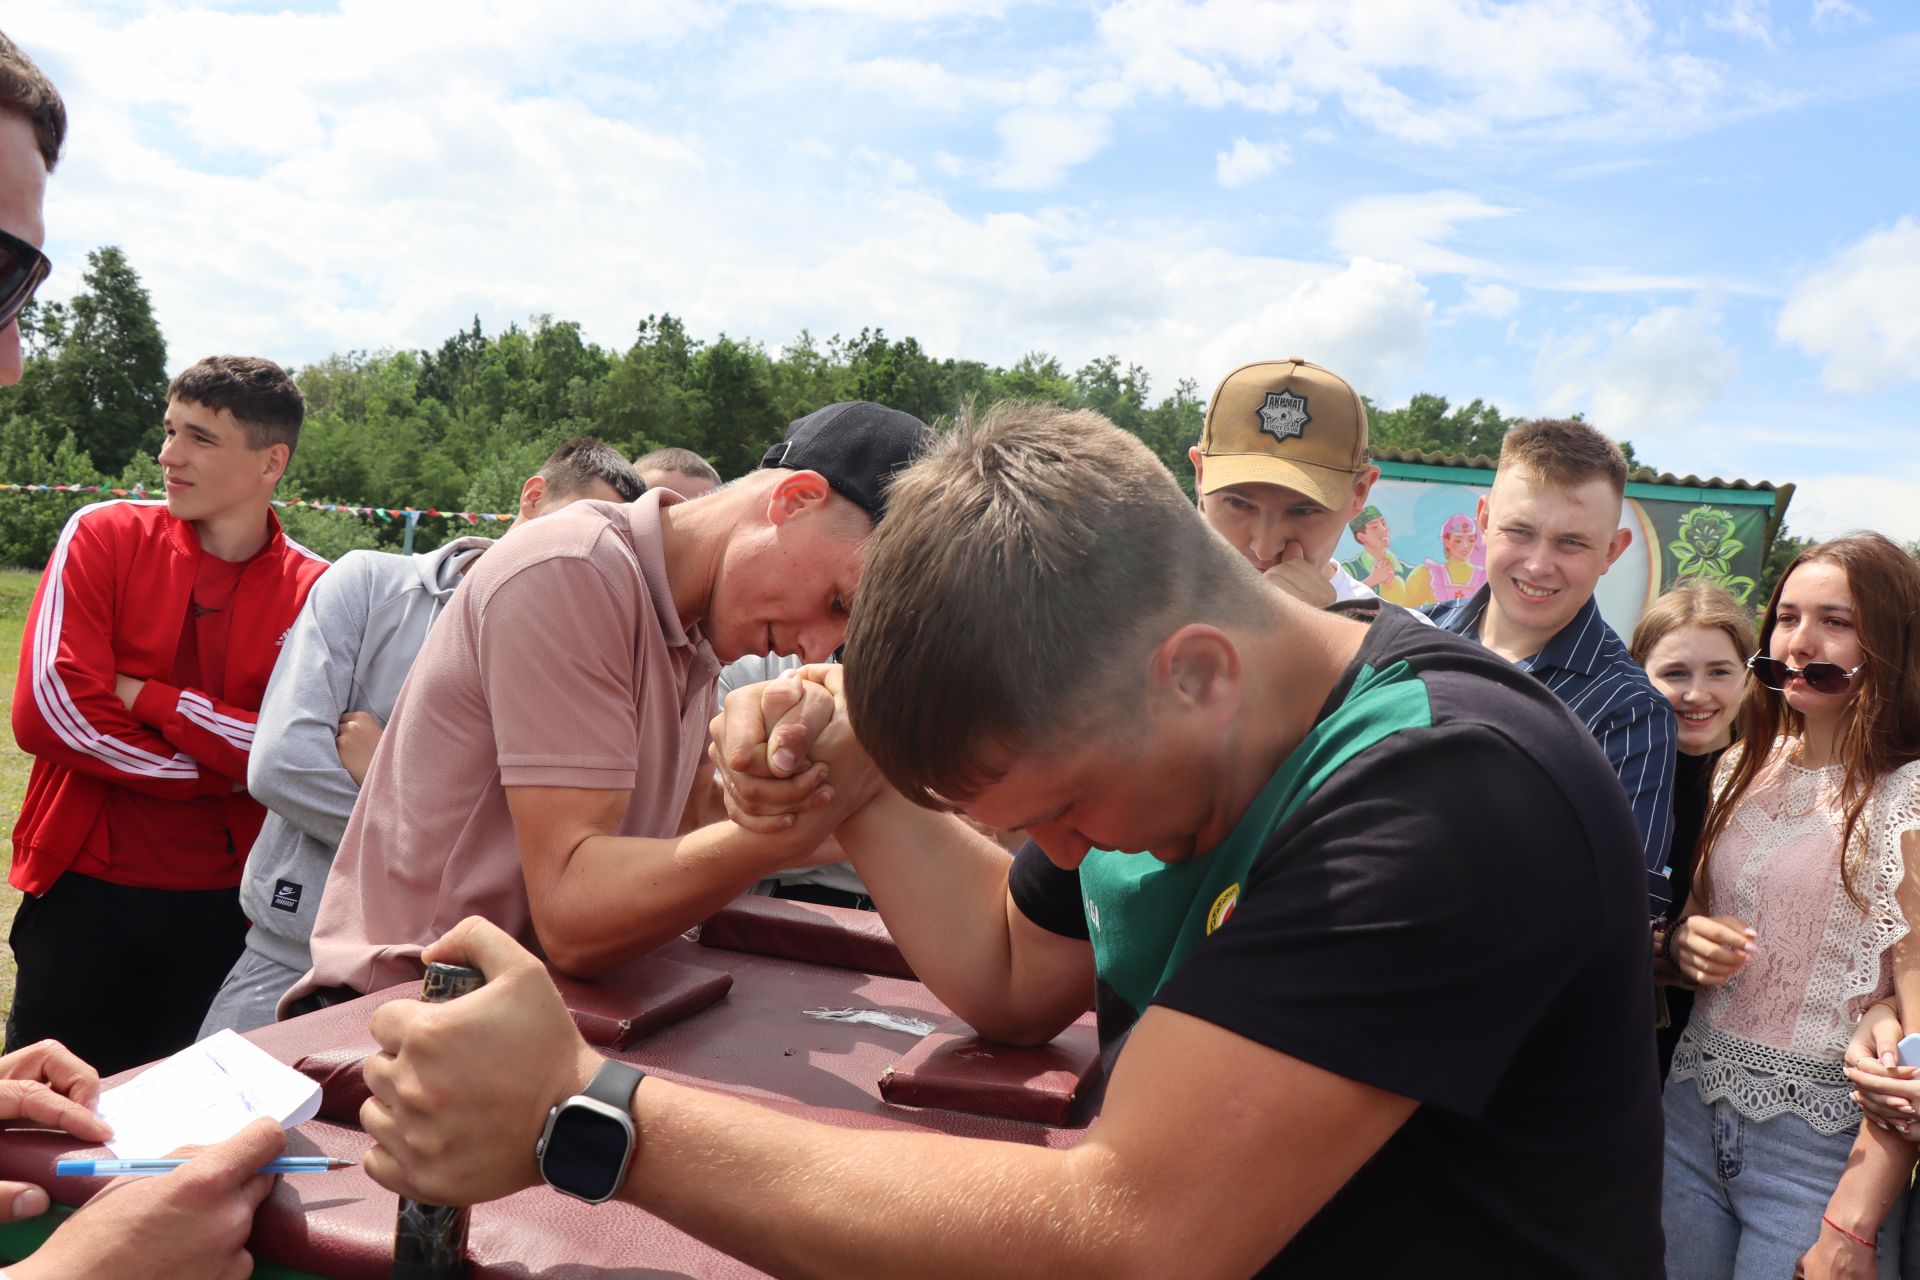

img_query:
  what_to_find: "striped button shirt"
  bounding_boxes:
[1428,587,1678,914]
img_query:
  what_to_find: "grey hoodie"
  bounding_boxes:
[239,536,494,972]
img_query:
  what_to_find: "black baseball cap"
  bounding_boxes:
[758,401,933,522]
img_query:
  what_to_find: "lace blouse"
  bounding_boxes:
[1670,742,1920,1134]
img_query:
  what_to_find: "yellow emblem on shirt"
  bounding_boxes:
[1207,883,1241,935]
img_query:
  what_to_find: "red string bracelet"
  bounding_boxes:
[1823,1215,1877,1251]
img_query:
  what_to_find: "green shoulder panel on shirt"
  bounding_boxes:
[1080,660,1433,1019]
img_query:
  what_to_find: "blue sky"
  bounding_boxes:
[13,0,1919,537]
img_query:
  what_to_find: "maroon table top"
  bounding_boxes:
[0,928,1097,1278]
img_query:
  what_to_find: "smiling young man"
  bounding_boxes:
[358,405,1662,1277]
[285,401,930,1011]
[1425,418,1678,915]
[8,355,326,1075]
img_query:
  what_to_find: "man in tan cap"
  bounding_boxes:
[1188,357,1385,609]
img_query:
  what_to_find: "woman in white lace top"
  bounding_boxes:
[1662,533,1920,1279]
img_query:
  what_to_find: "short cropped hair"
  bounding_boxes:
[632,447,719,486]
[843,401,1269,809]
[169,356,305,457]
[542,436,645,502]
[1628,579,1756,671]
[0,31,65,172]
[1497,418,1629,498]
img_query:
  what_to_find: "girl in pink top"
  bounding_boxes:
[1662,534,1920,1279]
[1415,512,1486,604]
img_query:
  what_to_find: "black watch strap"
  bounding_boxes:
[583,1059,645,1112]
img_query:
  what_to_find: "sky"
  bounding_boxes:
[12,0,1919,539]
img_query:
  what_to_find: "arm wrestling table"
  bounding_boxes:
[0,899,1100,1279]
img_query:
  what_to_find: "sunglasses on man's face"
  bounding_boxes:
[1746,653,1865,695]
[0,228,51,333]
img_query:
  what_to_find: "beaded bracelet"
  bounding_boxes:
[1660,918,1694,986]
[1823,1215,1877,1252]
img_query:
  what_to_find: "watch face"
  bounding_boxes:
[542,1103,632,1202]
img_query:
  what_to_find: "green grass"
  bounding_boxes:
[0,567,43,1026]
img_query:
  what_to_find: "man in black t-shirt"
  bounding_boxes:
[356,405,1664,1278]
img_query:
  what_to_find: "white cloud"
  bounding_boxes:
[1094,0,1734,146]
[1213,137,1286,187]
[1707,0,1776,48]
[1460,283,1521,319]
[1812,0,1870,30]
[1549,269,1717,294]
[1776,463,1920,544]
[1147,255,1433,398]
[850,145,917,184]
[1330,190,1515,276]
[986,107,1112,190]
[767,0,1011,15]
[1777,216,1920,394]
[702,0,1773,190]
[1534,305,1740,431]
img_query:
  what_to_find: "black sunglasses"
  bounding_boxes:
[0,228,51,333]
[1747,653,1864,695]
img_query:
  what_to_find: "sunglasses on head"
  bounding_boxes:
[0,228,51,333]
[1746,653,1864,695]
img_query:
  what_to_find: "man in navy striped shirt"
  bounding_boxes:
[1427,419,1678,916]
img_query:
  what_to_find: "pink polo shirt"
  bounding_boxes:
[290,491,721,1006]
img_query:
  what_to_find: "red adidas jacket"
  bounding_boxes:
[10,499,329,895]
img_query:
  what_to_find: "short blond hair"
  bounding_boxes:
[843,401,1267,808]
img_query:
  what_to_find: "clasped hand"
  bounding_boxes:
[1841,1000,1920,1135]
[707,665,881,833]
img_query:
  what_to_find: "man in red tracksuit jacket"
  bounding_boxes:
[8,354,327,1075]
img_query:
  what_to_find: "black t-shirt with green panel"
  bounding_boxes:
[1010,605,1663,1278]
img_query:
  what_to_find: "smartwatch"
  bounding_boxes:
[535,1060,645,1203]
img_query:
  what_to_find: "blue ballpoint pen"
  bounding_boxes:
[55,1156,355,1177]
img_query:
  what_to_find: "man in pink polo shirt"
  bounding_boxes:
[285,402,930,1011]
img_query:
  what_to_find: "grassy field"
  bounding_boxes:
[0,568,39,1026]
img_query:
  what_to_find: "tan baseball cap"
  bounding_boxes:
[1195,357,1369,511]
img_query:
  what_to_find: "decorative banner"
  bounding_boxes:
[0,483,515,524]
[1642,501,1767,605]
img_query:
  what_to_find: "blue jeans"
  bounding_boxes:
[1664,1075,1903,1279]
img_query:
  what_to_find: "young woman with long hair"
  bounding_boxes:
[1663,533,1920,1278]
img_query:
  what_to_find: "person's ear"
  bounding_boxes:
[766,469,833,528]
[1149,624,1242,731]
[258,442,290,489]
[1349,465,1380,518]
[1475,492,1490,533]
[1605,525,1633,568]
[517,475,547,523]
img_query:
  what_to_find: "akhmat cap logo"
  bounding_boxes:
[1257,389,1310,443]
